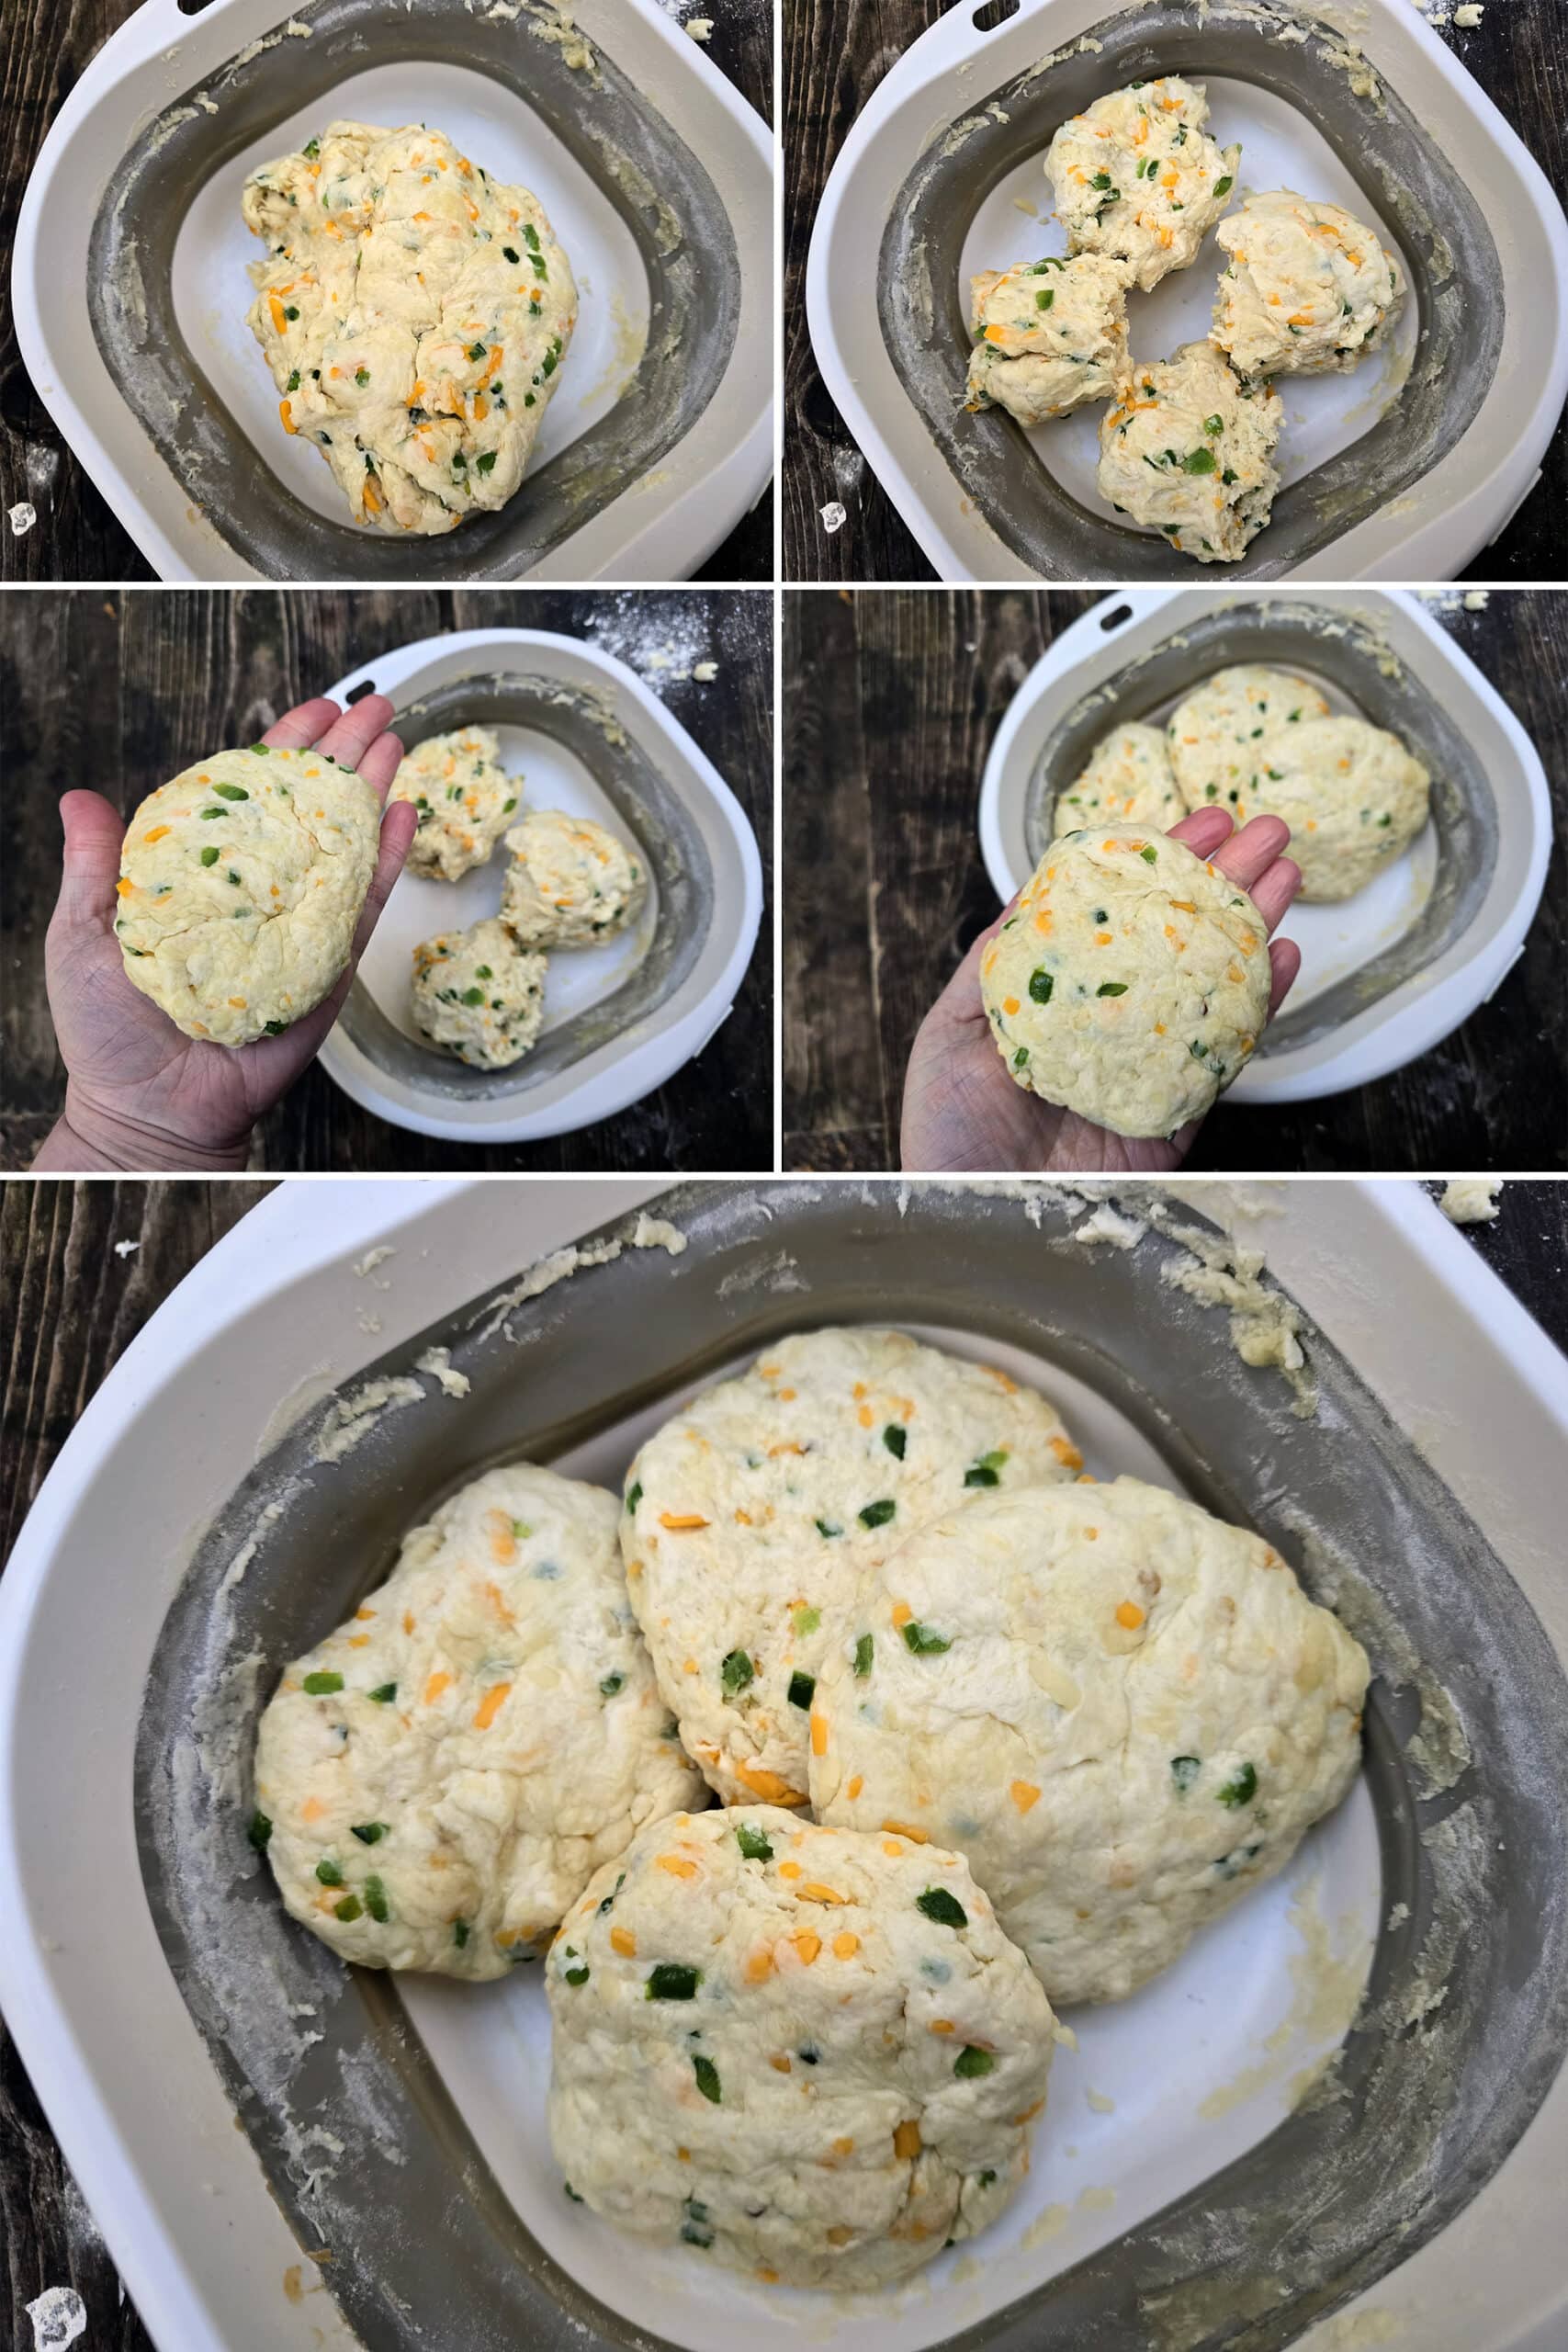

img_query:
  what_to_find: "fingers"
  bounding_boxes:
[315,694,400,784]
[1168,808,1235,861]
[263,699,343,751]
[1267,936,1301,1017]
[358,799,419,954]
[1210,814,1293,895]
[1247,854,1302,934]
[261,695,403,800]
[354,726,406,799]
[54,791,129,931]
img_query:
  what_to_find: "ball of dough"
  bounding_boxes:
[547,1806,1055,2286]
[1168,664,1334,816]
[811,1478,1371,2006]
[391,727,521,881]
[1053,721,1186,837]
[1235,715,1431,902]
[243,121,577,536]
[501,810,647,948]
[411,916,547,1069]
[1099,344,1282,563]
[1213,190,1405,379]
[980,828,1271,1136]
[1046,78,1239,294]
[253,1464,705,1978]
[115,746,379,1047]
[965,254,1130,425]
[622,1328,1082,1809]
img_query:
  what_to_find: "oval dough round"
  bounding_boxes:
[253,1464,705,1977]
[392,726,521,880]
[244,120,576,536]
[811,1477,1370,2006]
[115,746,380,1047]
[1213,190,1404,379]
[622,1328,1082,1808]
[547,1805,1055,2286]
[411,916,547,1068]
[965,254,1130,425]
[980,827,1271,1136]
[502,810,647,948]
[1099,344,1282,563]
[1235,715,1431,901]
[1054,721,1186,837]
[1168,664,1334,817]
[1045,78,1239,294]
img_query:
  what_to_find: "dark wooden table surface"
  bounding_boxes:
[784,0,1568,583]
[4,1170,1566,2351]
[1,588,774,1172]
[0,0,773,584]
[783,588,1568,1172]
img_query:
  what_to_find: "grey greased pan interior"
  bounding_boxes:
[88,0,740,582]
[136,1182,1568,2352]
[879,0,1502,581]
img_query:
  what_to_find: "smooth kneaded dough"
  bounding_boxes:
[115,747,379,1047]
[981,827,1271,1136]
[621,1328,1082,1808]
[244,120,576,535]
[253,1464,705,1978]
[965,254,1130,424]
[1099,343,1282,562]
[1046,78,1239,294]
[1213,190,1405,379]
[1234,715,1431,901]
[547,1806,1055,2285]
[411,916,547,1068]
[391,728,521,880]
[502,811,647,948]
[1054,721,1186,838]
[1168,665,1333,817]
[811,1478,1370,2006]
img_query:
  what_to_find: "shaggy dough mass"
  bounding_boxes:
[1168,665,1333,817]
[981,827,1271,1136]
[502,810,647,948]
[1213,190,1405,379]
[1054,721,1186,838]
[411,916,547,1069]
[115,746,379,1047]
[621,1328,1082,1808]
[1100,342,1283,563]
[811,1478,1370,2006]
[1045,78,1239,294]
[547,1806,1055,2285]
[253,1464,704,1977]
[244,120,576,536]
[965,254,1131,425]
[1235,716,1431,901]
[391,727,521,881]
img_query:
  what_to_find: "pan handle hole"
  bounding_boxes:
[1099,604,1134,633]
[175,0,223,14]
[345,678,378,704]
[973,0,1020,26]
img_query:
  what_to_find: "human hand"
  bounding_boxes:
[900,809,1303,1174]
[34,695,416,1173]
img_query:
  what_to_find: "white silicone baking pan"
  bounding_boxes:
[13,0,773,582]
[2,1180,1568,2352]
[804,0,1568,582]
[314,627,764,1141]
[977,590,1552,1103]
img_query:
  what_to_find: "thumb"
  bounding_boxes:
[55,792,129,933]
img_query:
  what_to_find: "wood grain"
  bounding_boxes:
[784,0,1568,582]
[0,0,773,583]
[783,588,1568,1171]
[1,589,775,1172]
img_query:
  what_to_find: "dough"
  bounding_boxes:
[811,1477,1370,2006]
[965,254,1130,425]
[1099,343,1283,562]
[621,1328,1082,1808]
[253,1464,705,1977]
[391,727,520,880]
[115,745,379,1047]
[1232,715,1430,901]
[1054,721,1186,837]
[1213,190,1404,379]
[243,120,576,536]
[1168,664,1333,817]
[547,1806,1055,2285]
[502,810,647,948]
[1045,78,1239,294]
[411,916,547,1069]
[980,826,1271,1136]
